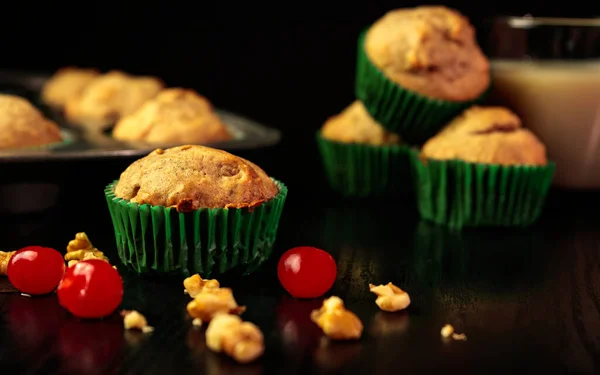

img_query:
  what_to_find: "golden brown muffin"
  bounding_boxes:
[41,67,100,110]
[112,88,232,144]
[321,101,401,145]
[114,145,279,211]
[0,94,62,149]
[365,6,490,102]
[64,70,164,129]
[421,106,547,166]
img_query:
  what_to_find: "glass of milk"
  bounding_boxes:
[484,17,600,189]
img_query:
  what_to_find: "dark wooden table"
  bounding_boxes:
[0,135,599,374]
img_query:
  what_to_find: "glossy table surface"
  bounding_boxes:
[0,138,599,375]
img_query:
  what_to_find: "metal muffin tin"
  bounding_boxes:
[0,70,281,163]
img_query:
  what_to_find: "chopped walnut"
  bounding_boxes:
[183,274,219,298]
[67,232,96,253]
[192,318,203,327]
[65,249,109,263]
[206,313,264,364]
[0,251,15,276]
[441,324,454,338]
[67,260,78,267]
[369,282,411,312]
[121,310,154,333]
[186,287,246,322]
[310,296,363,340]
[65,232,109,263]
[441,324,467,341]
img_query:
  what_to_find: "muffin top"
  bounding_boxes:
[114,145,279,211]
[365,6,489,102]
[421,106,547,166]
[41,67,100,110]
[112,88,232,144]
[64,70,164,129]
[0,94,62,149]
[321,101,401,146]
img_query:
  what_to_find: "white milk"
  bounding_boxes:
[490,60,600,189]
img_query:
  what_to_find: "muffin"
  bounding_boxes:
[355,6,490,144]
[410,106,555,228]
[104,145,287,276]
[64,70,164,130]
[41,67,100,111]
[0,94,63,149]
[317,100,410,196]
[112,88,233,144]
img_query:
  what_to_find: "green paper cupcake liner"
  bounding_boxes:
[355,29,489,145]
[104,179,288,277]
[409,150,555,228]
[316,131,412,197]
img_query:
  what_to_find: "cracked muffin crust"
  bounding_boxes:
[112,88,232,144]
[64,70,164,129]
[114,145,279,211]
[41,67,100,110]
[321,101,401,146]
[364,6,490,102]
[0,94,62,149]
[421,106,547,166]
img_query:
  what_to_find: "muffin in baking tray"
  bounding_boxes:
[0,94,63,149]
[410,106,555,228]
[104,144,287,276]
[316,100,410,197]
[64,70,164,130]
[356,6,490,144]
[112,88,233,145]
[41,67,100,111]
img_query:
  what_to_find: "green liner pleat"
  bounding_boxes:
[316,131,411,197]
[104,179,288,277]
[409,150,555,228]
[355,29,489,145]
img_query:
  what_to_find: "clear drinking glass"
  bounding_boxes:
[482,17,600,189]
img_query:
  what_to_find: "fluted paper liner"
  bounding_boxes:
[355,29,489,145]
[316,131,411,197]
[409,150,555,228]
[104,179,287,276]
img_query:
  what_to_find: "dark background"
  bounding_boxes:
[1,5,600,374]
[0,1,598,197]
[1,1,597,133]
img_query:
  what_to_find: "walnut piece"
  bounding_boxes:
[205,313,264,364]
[0,251,15,275]
[65,232,109,264]
[121,310,154,333]
[67,232,95,252]
[186,287,246,322]
[65,249,108,262]
[183,274,219,298]
[441,324,467,341]
[192,318,203,327]
[310,296,363,340]
[369,282,411,312]
[441,324,454,338]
